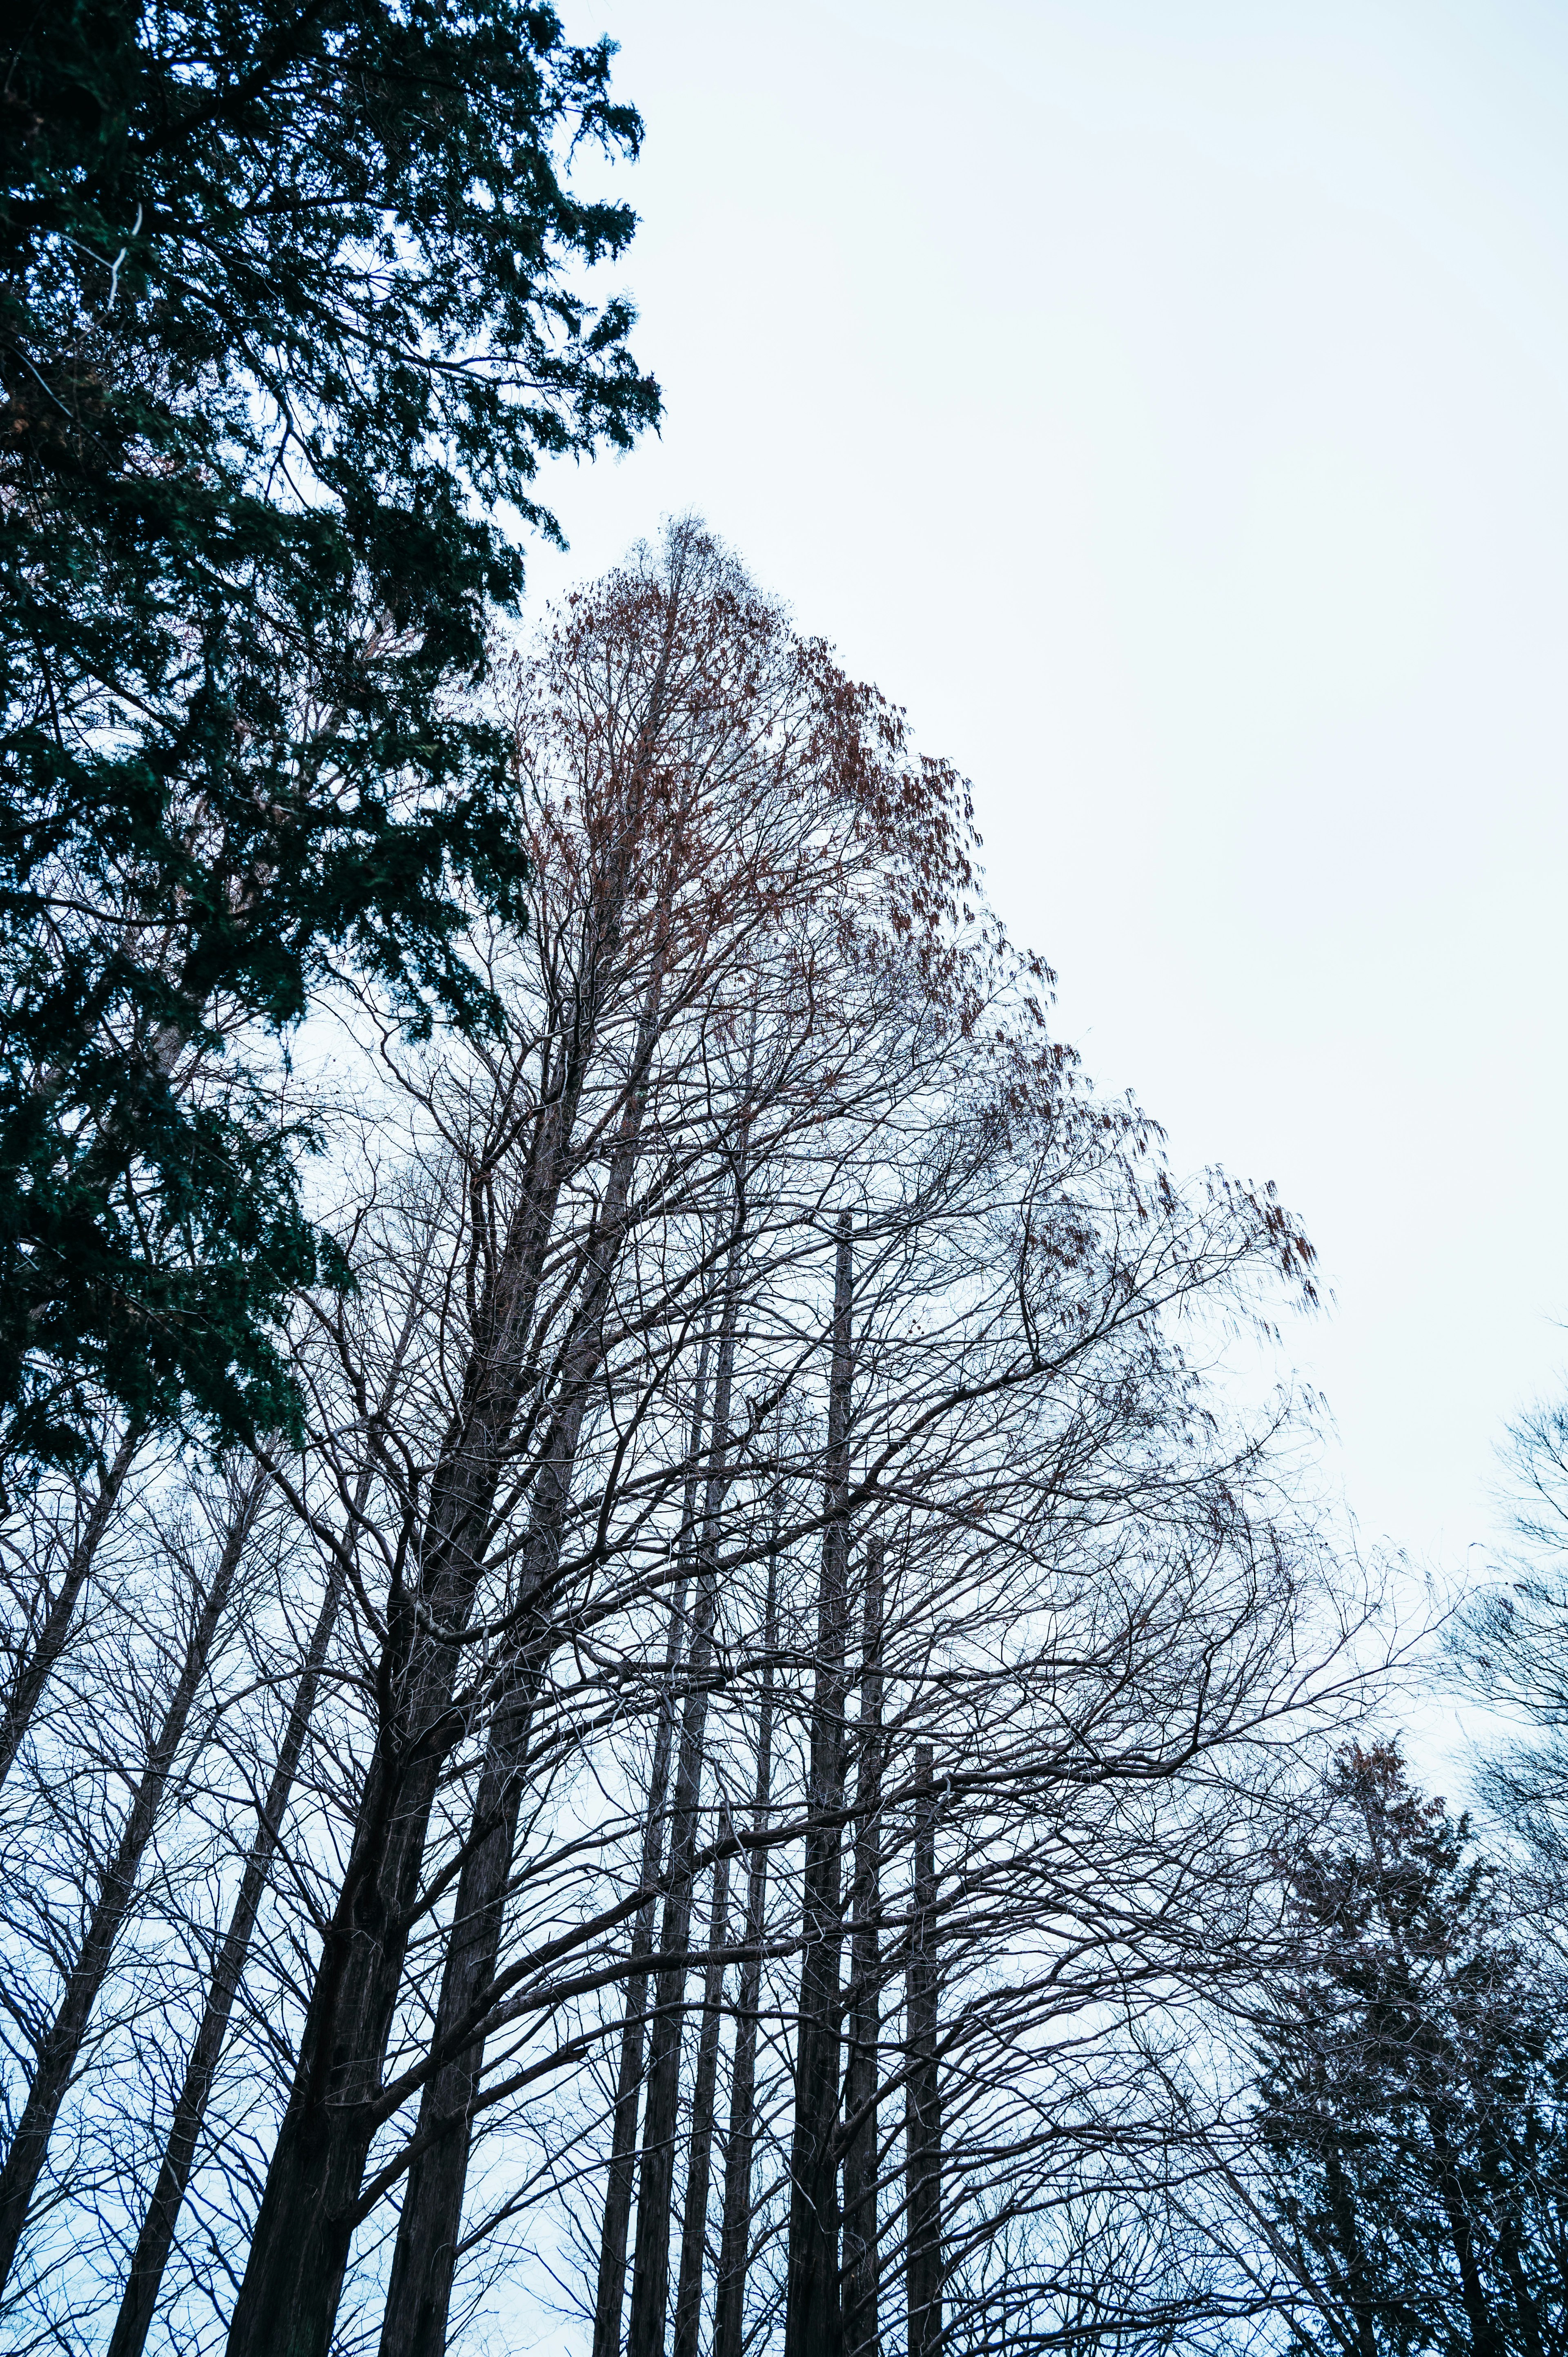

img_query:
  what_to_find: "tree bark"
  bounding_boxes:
[784,1213,853,2357]
[713,1516,780,2357]
[0,1421,142,1794]
[904,1744,941,2357]
[373,1666,541,2357]
[671,1817,730,2357]
[842,1538,884,2357]
[0,1467,262,2292]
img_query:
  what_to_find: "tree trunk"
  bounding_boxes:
[0,1467,261,2292]
[0,1421,142,1793]
[904,1744,941,2357]
[592,1325,713,2357]
[671,1820,730,2357]
[713,1518,780,2357]
[222,614,696,2349]
[626,1273,742,2357]
[842,1538,884,2357]
[784,1213,853,2357]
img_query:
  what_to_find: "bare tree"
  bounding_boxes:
[0,1461,265,2293]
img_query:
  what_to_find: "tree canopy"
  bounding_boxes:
[0,0,659,1486]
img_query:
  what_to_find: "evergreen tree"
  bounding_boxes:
[0,0,659,1487]
[1255,1744,1568,2356]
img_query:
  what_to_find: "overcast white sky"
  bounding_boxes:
[526,0,1568,1589]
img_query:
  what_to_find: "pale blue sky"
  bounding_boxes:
[530,0,1568,1584]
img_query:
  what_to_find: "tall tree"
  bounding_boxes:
[222,549,700,2357]
[0,0,658,1486]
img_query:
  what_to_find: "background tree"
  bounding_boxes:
[1247,1744,1568,2357]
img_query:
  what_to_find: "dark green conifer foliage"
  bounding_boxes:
[1256,1745,1568,2356]
[0,0,658,1486]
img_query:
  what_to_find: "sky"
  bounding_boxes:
[525,0,1568,1597]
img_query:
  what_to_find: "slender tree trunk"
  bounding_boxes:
[626,1271,743,2357]
[107,1540,346,2357]
[593,1325,714,2357]
[0,1421,142,1793]
[588,1624,686,2357]
[785,1213,854,2357]
[904,1744,941,2357]
[624,1590,717,2357]
[0,1468,261,2292]
[842,1539,884,2357]
[671,1818,731,2357]
[713,1521,780,2357]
